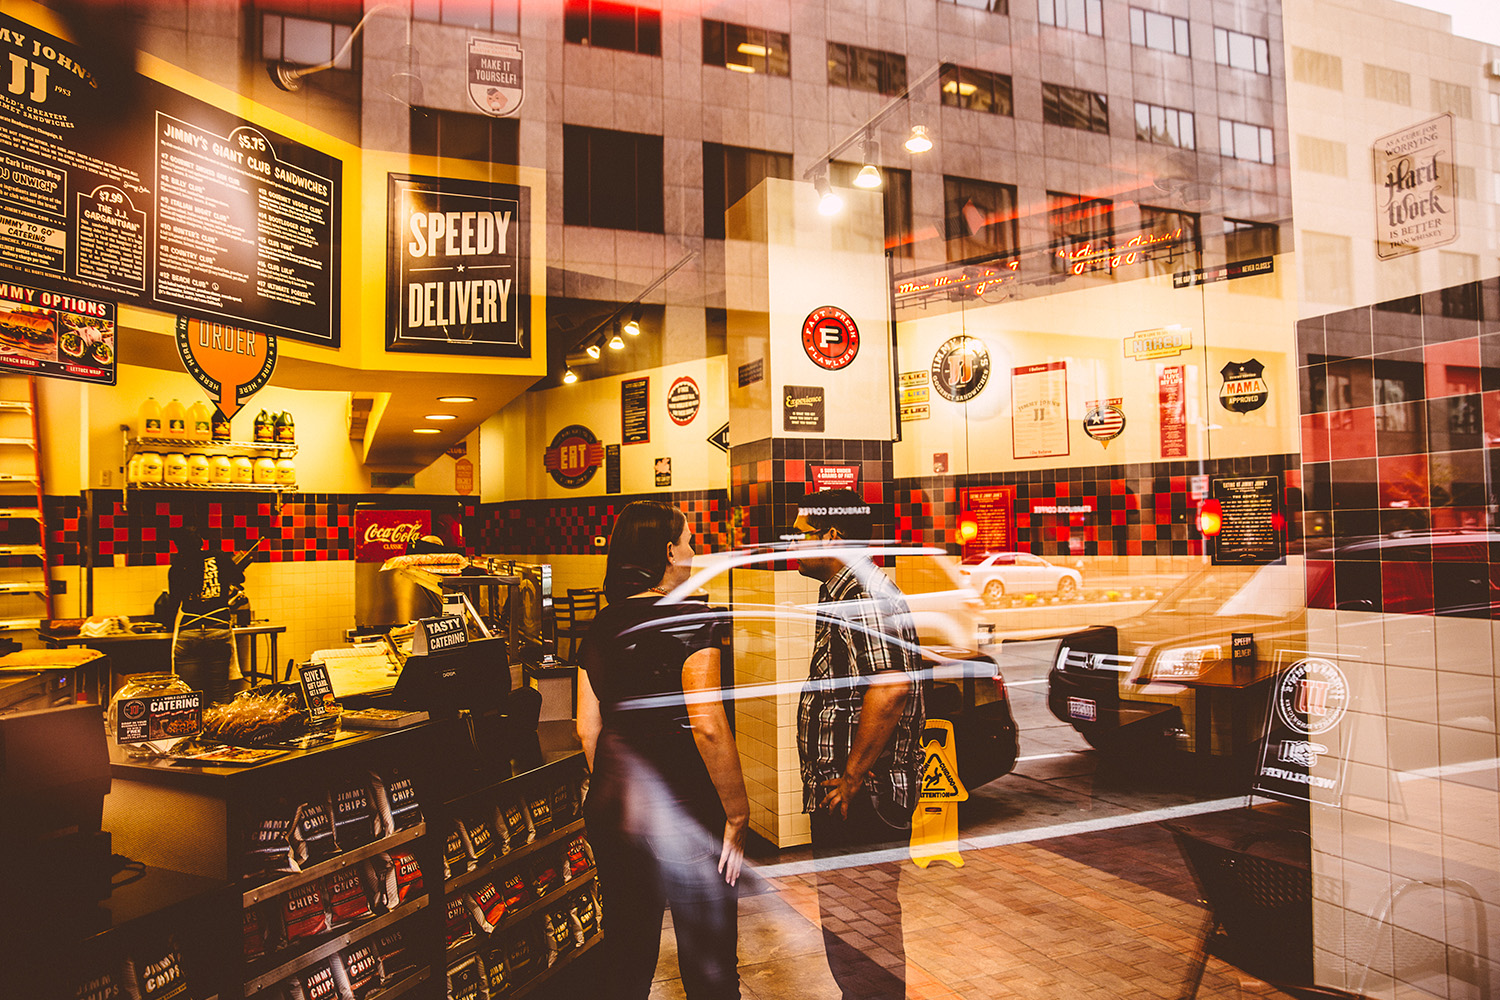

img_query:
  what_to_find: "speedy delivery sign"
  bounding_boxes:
[386,173,531,358]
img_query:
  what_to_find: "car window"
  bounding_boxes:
[1152,556,1305,618]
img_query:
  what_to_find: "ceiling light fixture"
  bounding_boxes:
[586,341,601,359]
[608,328,626,350]
[623,305,642,336]
[563,367,578,384]
[726,62,755,73]
[813,172,843,215]
[437,396,476,404]
[904,124,933,153]
[413,428,441,434]
[736,42,768,57]
[854,133,882,189]
[423,414,456,421]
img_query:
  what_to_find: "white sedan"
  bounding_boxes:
[959,552,1082,605]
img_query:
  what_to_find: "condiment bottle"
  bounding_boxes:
[210,455,233,483]
[187,453,210,483]
[187,401,211,442]
[230,456,254,484]
[138,398,162,438]
[253,409,274,443]
[137,452,163,483]
[253,456,277,484]
[163,453,189,483]
[162,399,187,439]
[274,410,295,444]
[127,454,143,483]
[275,457,296,486]
[211,408,232,442]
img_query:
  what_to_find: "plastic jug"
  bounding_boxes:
[137,452,163,483]
[210,455,233,484]
[275,457,297,486]
[187,401,212,442]
[211,408,232,442]
[187,454,210,484]
[253,410,274,443]
[274,411,295,444]
[253,457,277,484]
[138,398,162,438]
[162,399,187,439]
[230,456,254,484]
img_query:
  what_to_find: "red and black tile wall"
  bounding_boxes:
[1298,278,1500,618]
[471,489,731,557]
[893,455,1300,558]
[728,438,893,547]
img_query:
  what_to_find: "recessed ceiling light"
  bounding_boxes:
[437,396,476,403]
[423,414,457,421]
[414,428,441,434]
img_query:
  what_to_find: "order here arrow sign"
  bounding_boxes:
[708,422,729,454]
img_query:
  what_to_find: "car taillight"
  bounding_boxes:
[992,671,1008,704]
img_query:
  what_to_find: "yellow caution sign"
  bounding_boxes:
[910,719,967,869]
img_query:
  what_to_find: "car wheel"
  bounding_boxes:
[982,580,1006,607]
[1057,577,1078,600]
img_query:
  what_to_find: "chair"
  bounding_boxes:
[1169,823,1364,1000]
[552,596,589,664]
[566,589,601,623]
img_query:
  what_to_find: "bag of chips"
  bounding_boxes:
[526,793,552,837]
[490,803,512,856]
[296,958,341,1000]
[531,858,560,900]
[336,942,382,999]
[504,929,536,985]
[499,873,527,911]
[120,941,194,1000]
[324,866,373,926]
[466,881,507,932]
[390,851,423,906]
[546,905,572,958]
[445,894,475,950]
[568,902,585,947]
[289,799,339,871]
[281,881,330,942]
[550,782,574,825]
[69,957,123,1000]
[500,799,531,847]
[371,770,423,834]
[244,903,275,961]
[446,955,484,1000]
[460,813,494,866]
[330,776,379,851]
[573,892,598,940]
[244,807,296,874]
[444,825,470,879]
[564,836,592,880]
[375,927,417,980]
[482,948,509,997]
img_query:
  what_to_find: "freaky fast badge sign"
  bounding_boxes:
[387,174,530,358]
[801,305,859,370]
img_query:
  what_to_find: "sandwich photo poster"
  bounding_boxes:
[0,280,116,385]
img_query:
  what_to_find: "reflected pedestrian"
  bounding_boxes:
[793,489,925,1000]
[577,500,748,1000]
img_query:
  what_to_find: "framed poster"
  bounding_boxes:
[1158,365,1187,458]
[386,173,530,357]
[782,385,824,432]
[1211,475,1283,565]
[621,377,649,444]
[960,486,1017,558]
[1011,362,1069,459]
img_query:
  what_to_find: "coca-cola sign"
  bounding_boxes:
[355,509,431,562]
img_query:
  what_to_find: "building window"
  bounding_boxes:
[1038,0,1102,36]
[1129,8,1189,55]
[1302,231,1351,305]
[1138,206,1201,276]
[944,176,1018,263]
[1213,27,1269,75]
[1043,83,1109,134]
[411,107,520,165]
[1219,119,1274,164]
[563,0,660,56]
[1048,193,1115,274]
[1134,102,1194,148]
[1224,218,1278,261]
[830,162,915,262]
[563,125,664,232]
[702,19,790,76]
[942,0,1008,11]
[261,12,354,69]
[1291,47,1341,89]
[702,143,792,240]
[1296,135,1346,176]
[827,42,907,95]
[411,0,519,34]
[1364,64,1411,105]
[940,66,1013,115]
[1431,80,1473,119]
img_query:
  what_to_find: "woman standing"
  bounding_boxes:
[577,501,747,1000]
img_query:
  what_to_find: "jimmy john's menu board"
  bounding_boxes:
[0,13,341,347]
[0,280,115,385]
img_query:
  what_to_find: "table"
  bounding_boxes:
[1175,659,1279,757]
[38,624,287,689]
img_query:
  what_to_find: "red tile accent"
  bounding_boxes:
[1301,413,1330,463]
[1383,561,1433,615]
[1328,406,1377,461]
[1377,454,1428,509]
[1484,391,1500,448]
[786,461,804,482]
[1424,338,1480,398]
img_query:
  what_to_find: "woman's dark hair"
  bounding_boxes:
[602,501,687,604]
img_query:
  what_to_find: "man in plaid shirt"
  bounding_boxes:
[793,489,924,1000]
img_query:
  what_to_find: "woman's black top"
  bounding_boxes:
[580,597,726,829]
[167,550,244,623]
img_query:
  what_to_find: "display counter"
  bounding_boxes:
[40,623,287,687]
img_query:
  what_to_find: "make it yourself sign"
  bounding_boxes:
[1373,113,1456,260]
[468,37,524,116]
[175,316,277,418]
[387,173,530,357]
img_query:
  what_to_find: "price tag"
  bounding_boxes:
[413,614,468,656]
[298,663,336,719]
[116,691,203,744]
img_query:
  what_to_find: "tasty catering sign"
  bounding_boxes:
[386,174,531,357]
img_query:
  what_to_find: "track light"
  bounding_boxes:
[608,329,625,350]
[813,172,843,215]
[854,135,881,189]
[586,341,601,359]
[563,367,578,384]
[623,305,642,336]
[904,124,933,153]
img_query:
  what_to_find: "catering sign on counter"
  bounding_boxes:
[0,281,114,384]
[386,174,531,358]
[0,12,342,346]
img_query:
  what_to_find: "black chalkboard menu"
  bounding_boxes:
[621,377,649,444]
[0,13,341,347]
[1211,475,1283,565]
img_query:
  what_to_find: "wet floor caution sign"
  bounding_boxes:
[910,719,967,869]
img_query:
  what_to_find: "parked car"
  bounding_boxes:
[651,542,1019,791]
[1047,556,1307,756]
[959,551,1083,606]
